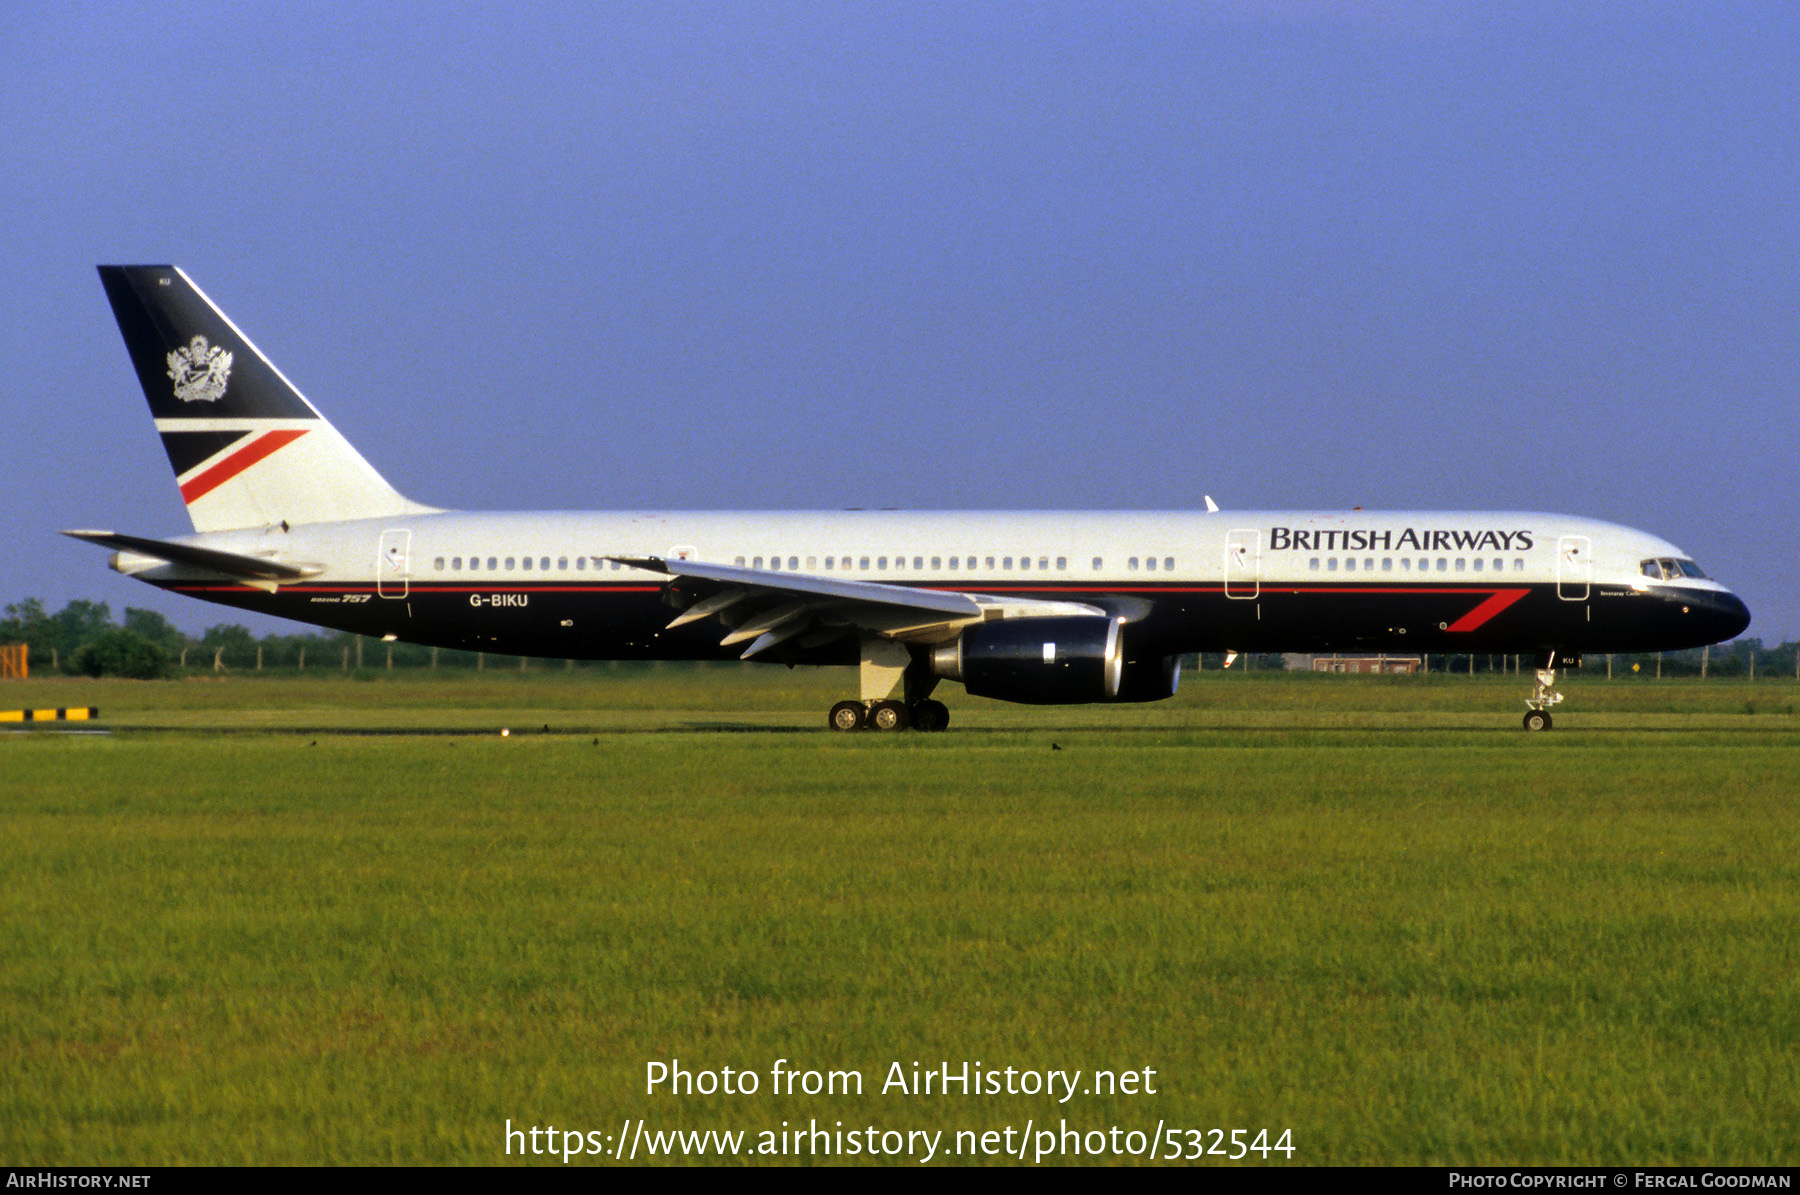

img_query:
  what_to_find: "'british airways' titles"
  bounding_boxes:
[1267,527,1535,553]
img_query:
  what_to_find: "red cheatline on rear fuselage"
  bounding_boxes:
[178,429,310,504]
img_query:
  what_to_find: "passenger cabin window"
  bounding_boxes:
[434,557,445,570]
[1056,557,1066,570]
[1092,557,1104,571]
[1164,556,1174,571]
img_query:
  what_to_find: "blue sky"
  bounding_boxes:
[5,2,1796,641]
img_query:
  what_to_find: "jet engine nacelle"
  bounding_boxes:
[1114,651,1182,703]
[931,616,1127,704]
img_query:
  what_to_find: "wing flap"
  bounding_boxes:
[615,555,1106,648]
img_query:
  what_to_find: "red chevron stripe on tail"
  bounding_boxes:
[179,429,309,504]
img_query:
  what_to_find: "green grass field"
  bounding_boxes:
[3,668,1796,1166]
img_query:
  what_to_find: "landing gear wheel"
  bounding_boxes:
[868,700,909,731]
[828,701,866,732]
[1522,709,1552,732]
[909,699,950,733]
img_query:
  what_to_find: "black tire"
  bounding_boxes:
[829,701,866,732]
[910,699,950,732]
[869,700,909,731]
[1522,709,1552,732]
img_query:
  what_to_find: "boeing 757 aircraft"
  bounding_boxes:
[68,266,1750,731]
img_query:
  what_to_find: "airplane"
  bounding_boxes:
[67,265,1751,732]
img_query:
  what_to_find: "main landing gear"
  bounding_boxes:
[1522,652,1566,731]
[828,698,951,733]
[827,639,951,732]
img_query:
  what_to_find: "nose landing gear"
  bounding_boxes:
[1522,653,1570,731]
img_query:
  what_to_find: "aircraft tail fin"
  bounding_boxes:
[97,265,438,532]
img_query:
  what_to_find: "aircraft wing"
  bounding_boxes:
[611,556,1107,658]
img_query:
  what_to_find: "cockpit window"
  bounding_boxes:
[1641,557,1708,581]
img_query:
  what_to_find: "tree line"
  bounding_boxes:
[2,597,1795,680]
[0,598,521,678]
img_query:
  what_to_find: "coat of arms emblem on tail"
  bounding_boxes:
[166,334,233,402]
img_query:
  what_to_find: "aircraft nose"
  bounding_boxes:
[1699,590,1752,642]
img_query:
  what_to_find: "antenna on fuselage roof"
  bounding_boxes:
[1204,495,1220,512]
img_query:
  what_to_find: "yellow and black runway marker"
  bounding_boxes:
[0,707,100,723]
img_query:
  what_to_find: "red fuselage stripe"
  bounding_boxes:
[1444,588,1531,632]
[179,429,310,504]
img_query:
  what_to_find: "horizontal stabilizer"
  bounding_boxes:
[62,529,322,581]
